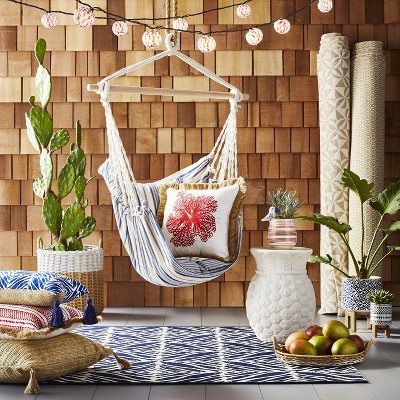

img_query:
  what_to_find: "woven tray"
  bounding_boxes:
[273,337,373,367]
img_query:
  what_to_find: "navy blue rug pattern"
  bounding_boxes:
[48,326,367,384]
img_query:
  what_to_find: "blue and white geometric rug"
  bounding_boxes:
[48,326,367,384]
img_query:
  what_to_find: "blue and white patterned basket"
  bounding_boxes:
[341,276,382,311]
[370,303,392,326]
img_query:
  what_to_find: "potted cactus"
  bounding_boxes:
[262,189,302,249]
[26,38,103,313]
[368,290,395,326]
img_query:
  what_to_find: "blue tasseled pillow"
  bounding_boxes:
[0,270,88,306]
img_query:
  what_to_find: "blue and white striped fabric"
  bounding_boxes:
[99,159,242,287]
[0,270,88,303]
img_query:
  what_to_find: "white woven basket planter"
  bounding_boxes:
[37,245,104,314]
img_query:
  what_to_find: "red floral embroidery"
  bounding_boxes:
[166,191,218,247]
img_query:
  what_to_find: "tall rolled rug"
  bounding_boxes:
[317,33,351,314]
[349,41,386,277]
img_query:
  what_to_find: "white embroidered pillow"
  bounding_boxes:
[159,184,241,261]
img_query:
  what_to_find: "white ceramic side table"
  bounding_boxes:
[246,247,316,342]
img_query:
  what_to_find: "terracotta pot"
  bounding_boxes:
[341,276,382,311]
[268,219,297,250]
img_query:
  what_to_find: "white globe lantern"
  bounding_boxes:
[318,0,333,13]
[274,18,291,34]
[237,4,251,18]
[172,18,188,31]
[73,7,95,28]
[245,28,263,45]
[112,21,128,36]
[197,35,216,53]
[142,29,163,48]
[41,13,57,29]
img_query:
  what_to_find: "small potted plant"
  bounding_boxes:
[262,189,302,249]
[298,169,400,311]
[26,39,103,313]
[368,290,395,326]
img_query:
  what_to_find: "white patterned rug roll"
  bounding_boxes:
[317,33,351,315]
[349,41,386,277]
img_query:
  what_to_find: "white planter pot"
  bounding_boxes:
[370,303,392,326]
[246,247,316,343]
[341,276,382,311]
[37,245,104,314]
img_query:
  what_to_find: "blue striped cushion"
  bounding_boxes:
[0,270,88,304]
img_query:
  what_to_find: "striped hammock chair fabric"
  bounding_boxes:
[94,37,245,287]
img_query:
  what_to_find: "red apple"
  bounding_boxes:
[348,334,365,352]
[305,325,323,338]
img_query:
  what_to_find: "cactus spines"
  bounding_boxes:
[33,177,46,199]
[25,113,41,152]
[68,147,86,178]
[43,193,62,233]
[67,237,84,251]
[79,217,96,239]
[34,38,46,65]
[58,164,76,200]
[27,38,96,251]
[74,175,86,201]
[40,149,53,192]
[49,129,69,153]
[60,203,85,239]
[30,106,53,147]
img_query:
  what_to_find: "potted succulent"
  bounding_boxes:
[368,290,395,326]
[262,189,302,249]
[298,169,400,311]
[26,39,103,313]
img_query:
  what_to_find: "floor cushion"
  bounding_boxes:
[0,332,130,395]
[0,270,88,306]
[0,303,84,340]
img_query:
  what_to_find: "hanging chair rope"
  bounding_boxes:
[92,34,245,287]
[96,34,242,211]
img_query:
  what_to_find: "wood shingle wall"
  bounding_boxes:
[0,0,399,306]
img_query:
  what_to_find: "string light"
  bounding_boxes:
[142,29,163,48]
[172,17,188,31]
[40,12,57,29]
[112,20,128,36]
[317,0,333,13]
[246,28,263,45]
[236,3,251,18]
[73,6,95,28]
[8,0,333,50]
[197,35,217,53]
[274,18,291,34]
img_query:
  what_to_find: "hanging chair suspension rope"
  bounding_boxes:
[92,33,244,210]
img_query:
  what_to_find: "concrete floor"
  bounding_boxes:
[1,307,399,399]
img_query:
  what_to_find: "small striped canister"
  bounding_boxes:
[268,219,297,250]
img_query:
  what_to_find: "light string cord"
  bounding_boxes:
[9,0,320,36]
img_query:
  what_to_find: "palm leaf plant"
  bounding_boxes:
[298,169,400,279]
[26,38,96,251]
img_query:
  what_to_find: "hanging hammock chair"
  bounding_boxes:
[89,34,247,287]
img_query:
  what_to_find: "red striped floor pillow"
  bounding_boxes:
[0,303,83,340]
